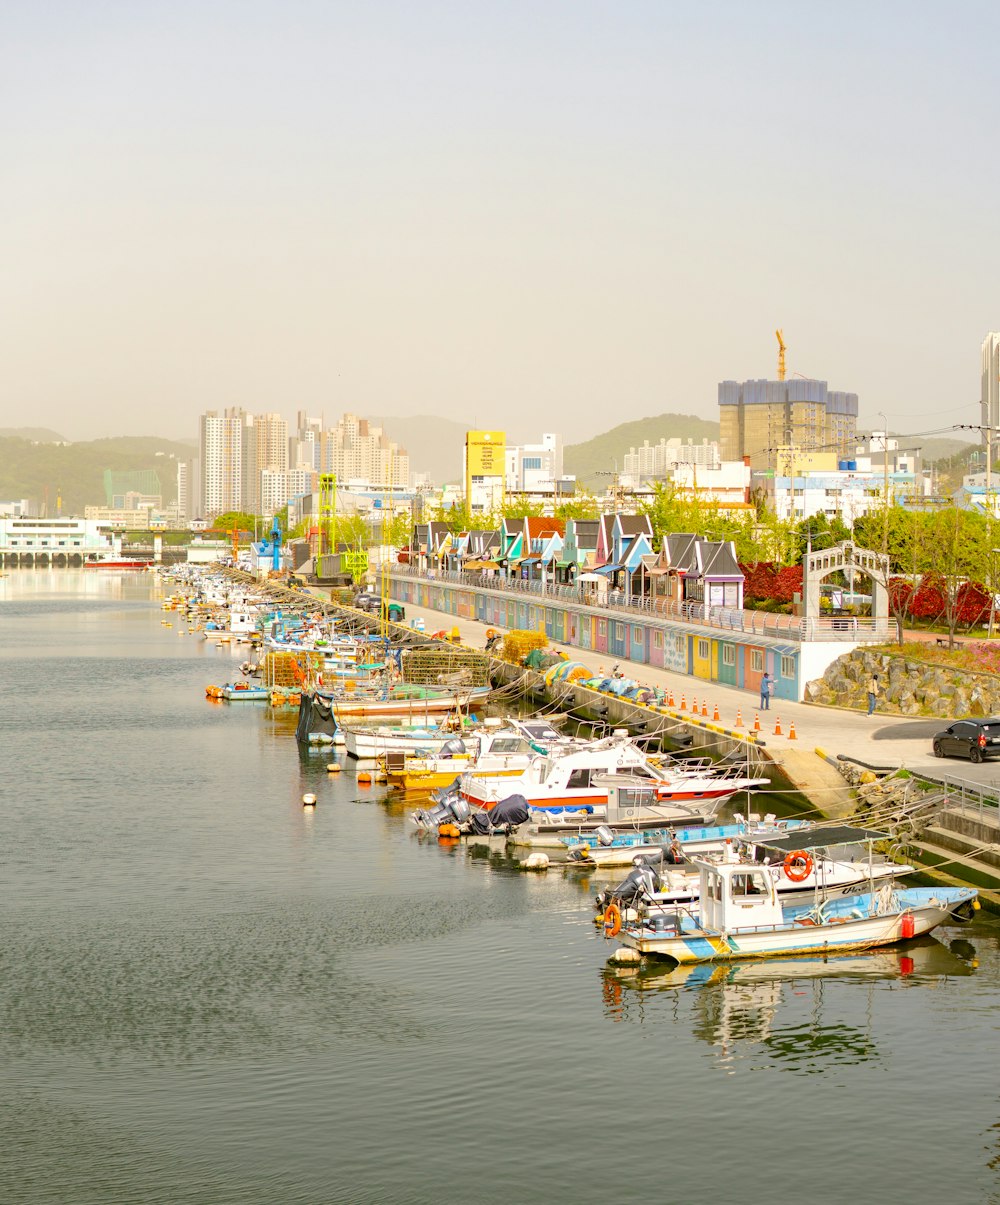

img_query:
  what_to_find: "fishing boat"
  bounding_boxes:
[604,827,979,965]
[322,683,491,719]
[554,815,814,864]
[219,682,270,701]
[383,719,574,790]
[342,721,467,759]
[459,735,768,817]
[415,780,732,837]
[83,555,152,570]
[593,832,914,913]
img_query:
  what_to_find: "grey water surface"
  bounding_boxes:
[1,570,998,1205]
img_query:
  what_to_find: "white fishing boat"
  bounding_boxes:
[603,827,979,965]
[384,719,575,789]
[594,830,915,913]
[554,814,813,864]
[343,722,469,760]
[459,736,768,821]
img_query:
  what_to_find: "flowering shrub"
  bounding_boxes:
[739,562,803,606]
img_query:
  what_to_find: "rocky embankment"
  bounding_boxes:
[806,647,1000,718]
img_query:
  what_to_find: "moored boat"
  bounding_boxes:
[604,828,978,965]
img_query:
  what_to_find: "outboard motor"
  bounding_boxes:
[430,778,462,805]
[593,824,615,847]
[647,911,682,935]
[596,861,660,911]
[450,797,471,825]
[439,738,467,759]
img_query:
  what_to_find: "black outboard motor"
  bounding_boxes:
[438,738,467,759]
[596,860,660,911]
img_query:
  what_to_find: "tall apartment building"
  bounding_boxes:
[290,411,323,471]
[321,414,409,487]
[198,409,244,519]
[621,437,720,486]
[981,333,1000,441]
[719,379,858,470]
[261,467,316,517]
[242,412,289,514]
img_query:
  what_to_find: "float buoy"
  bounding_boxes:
[302,793,317,807]
[326,763,342,773]
[783,850,813,882]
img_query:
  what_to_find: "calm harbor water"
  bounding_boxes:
[2,570,999,1205]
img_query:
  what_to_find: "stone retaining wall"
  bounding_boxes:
[806,647,1000,717]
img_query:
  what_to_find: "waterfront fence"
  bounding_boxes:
[391,565,898,644]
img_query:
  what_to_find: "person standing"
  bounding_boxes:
[759,671,772,710]
[867,672,880,716]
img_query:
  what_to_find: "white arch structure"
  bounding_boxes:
[802,541,890,625]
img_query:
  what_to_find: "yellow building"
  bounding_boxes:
[465,431,506,515]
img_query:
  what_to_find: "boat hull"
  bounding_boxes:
[615,889,977,964]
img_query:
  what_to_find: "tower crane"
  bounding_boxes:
[775,330,787,381]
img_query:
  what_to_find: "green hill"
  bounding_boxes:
[0,436,195,515]
[0,427,68,442]
[565,413,720,485]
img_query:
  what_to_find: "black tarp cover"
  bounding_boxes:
[295,692,339,742]
[468,794,530,833]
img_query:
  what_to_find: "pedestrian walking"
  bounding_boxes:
[867,672,880,716]
[759,672,772,711]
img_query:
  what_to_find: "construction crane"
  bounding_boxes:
[269,517,282,573]
[775,329,787,381]
[596,466,628,514]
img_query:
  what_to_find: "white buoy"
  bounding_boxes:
[520,853,550,871]
[609,948,642,965]
[302,793,317,807]
[326,763,342,773]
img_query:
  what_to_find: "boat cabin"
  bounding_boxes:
[693,858,783,932]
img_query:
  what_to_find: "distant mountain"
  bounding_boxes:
[371,415,475,484]
[0,435,195,515]
[565,413,720,485]
[0,427,68,442]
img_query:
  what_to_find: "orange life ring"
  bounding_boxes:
[603,902,622,938]
[784,850,814,882]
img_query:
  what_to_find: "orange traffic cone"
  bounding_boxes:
[753,712,761,732]
[774,715,782,736]
[668,690,675,707]
[701,700,708,717]
[788,720,797,740]
[735,708,744,727]
[713,702,720,721]
[691,696,698,714]
[680,694,687,711]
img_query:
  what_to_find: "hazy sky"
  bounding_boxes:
[2,1,998,444]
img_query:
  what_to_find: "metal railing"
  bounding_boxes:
[389,565,898,644]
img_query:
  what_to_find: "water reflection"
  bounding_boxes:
[601,937,977,1073]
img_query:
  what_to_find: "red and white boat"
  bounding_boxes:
[458,736,768,828]
[83,556,152,570]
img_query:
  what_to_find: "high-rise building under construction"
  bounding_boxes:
[719,378,859,471]
[981,333,1000,440]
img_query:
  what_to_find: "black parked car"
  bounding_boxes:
[352,593,405,622]
[932,718,1000,763]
